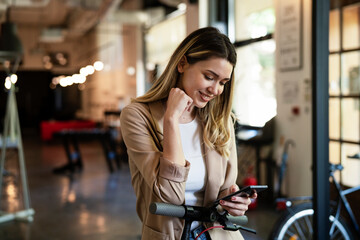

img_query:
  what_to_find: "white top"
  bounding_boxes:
[179,119,206,229]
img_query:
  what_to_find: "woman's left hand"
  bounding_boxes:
[219,184,258,216]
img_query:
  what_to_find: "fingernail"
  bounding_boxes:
[220,200,224,205]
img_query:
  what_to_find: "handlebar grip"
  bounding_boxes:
[149,202,186,218]
[150,203,248,226]
[227,215,248,225]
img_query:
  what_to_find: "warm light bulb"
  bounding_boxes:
[66,76,74,86]
[60,76,73,87]
[4,77,11,89]
[80,67,88,76]
[127,66,136,76]
[10,74,18,84]
[72,74,81,83]
[177,3,186,11]
[85,65,95,75]
[52,76,60,85]
[146,62,156,71]
[93,61,104,71]
[78,75,86,84]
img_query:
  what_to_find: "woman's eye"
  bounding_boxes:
[219,81,226,86]
[204,75,214,80]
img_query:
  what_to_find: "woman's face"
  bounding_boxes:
[177,57,233,109]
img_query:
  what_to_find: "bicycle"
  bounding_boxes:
[149,202,256,240]
[269,163,360,240]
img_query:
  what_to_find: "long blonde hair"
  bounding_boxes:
[135,27,237,158]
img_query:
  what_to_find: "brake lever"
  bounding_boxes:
[216,209,257,234]
[236,225,257,234]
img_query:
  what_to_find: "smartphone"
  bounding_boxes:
[213,185,268,205]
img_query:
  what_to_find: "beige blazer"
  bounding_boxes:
[120,100,244,240]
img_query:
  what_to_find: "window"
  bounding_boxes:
[329,1,360,187]
[233,0,276,127]
[145,14,186,90]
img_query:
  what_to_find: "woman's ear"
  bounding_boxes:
[177,56,188,73]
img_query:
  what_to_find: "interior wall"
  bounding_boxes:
[274,0,313,197]
[146,14,186,71]
[185,0,199,34]
[78,23,137,121]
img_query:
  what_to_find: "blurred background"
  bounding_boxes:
[0,0,359,239]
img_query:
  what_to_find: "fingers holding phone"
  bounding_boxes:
[218,185,252,216]
[214,185,267,216]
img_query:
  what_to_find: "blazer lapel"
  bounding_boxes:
[148,100,165,149]
[203,145,225,206]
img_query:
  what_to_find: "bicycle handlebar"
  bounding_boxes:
[149,202,185,217]
[149,202,248,226]
[150,202,256,239]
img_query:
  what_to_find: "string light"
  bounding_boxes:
[4,74,18,89]
[50,60,104,88]
[10,74,17,83]
[85,65,95,75]
[4,76,11,89]
[79,67,88,76]
[126,66,135,76]
[93,61,104,71]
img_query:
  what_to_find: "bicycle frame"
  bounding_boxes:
[330,169,360,235]
[276,163,360,237]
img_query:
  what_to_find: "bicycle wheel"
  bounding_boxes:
[269,202,353,240]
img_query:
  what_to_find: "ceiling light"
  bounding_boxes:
[85,65,95,75]
[126,66,135,76]
[0,22,23,64]
[177,3,186,11]
[93,61,104,71]
[10,74,17,84]
[0,8,23,74]
[4,77,11,89]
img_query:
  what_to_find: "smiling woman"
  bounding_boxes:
[176,57,233,110]
[120,27,256,240]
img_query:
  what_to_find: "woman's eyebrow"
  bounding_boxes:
[206,70,231,81]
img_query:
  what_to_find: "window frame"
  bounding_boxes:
[329,1,360,187]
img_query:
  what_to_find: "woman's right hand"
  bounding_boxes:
[165,88,193,122]
[162,88,193,165]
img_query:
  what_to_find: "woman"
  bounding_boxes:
[120,27,256,240]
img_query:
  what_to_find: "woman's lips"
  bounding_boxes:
[199,92,214,102]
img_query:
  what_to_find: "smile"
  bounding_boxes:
[199,92,214,102]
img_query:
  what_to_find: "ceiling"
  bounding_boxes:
[2,0,115,40]
[0,0,183,72]
[0,0,182,42]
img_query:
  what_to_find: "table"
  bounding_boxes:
[40,120,96,141]
[53,128,123,174]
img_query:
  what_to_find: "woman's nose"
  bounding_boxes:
[208,82,220,96]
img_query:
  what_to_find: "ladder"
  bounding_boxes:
[0,82,34,223]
